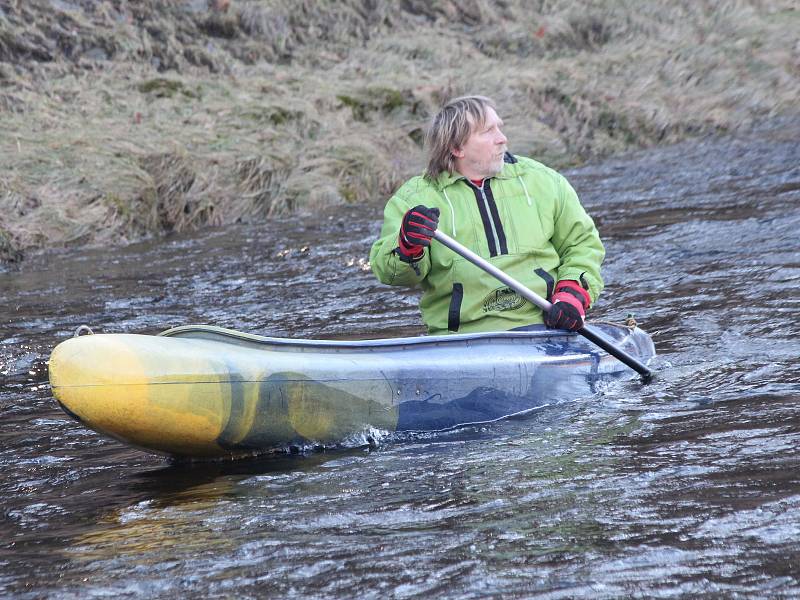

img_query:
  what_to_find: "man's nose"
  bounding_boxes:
[496,130,507,145]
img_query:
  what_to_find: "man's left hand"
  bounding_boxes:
[544,280,591,331]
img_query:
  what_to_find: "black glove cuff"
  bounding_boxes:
[393,246,423,263]
[392,247,423,275]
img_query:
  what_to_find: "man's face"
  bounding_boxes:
[453,107,508,180]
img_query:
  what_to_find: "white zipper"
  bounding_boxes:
[478,181,502,253]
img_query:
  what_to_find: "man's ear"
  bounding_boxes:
[451,147,464,158]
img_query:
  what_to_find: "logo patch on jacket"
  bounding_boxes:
[482,287,526,313]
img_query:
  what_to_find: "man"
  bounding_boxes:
[369,95,604,335]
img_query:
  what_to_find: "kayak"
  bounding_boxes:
[48,323,655,459]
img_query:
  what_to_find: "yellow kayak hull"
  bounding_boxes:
[49,331,399,458]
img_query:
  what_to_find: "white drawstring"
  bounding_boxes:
[518,176,532,206]
[442,188,457,236]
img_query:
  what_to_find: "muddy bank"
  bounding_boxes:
[1,0,798,264]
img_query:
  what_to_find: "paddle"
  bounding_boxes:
[432,230,654,382]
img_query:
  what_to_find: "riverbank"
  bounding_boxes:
[1,0,798,264]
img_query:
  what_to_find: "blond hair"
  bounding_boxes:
[424,95,496,181]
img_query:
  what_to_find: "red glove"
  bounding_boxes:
[544,280,591,331]
[396,205,439,262]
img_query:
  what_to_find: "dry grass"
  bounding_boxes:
[1,0,798,262]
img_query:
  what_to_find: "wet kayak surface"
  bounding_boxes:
[1,119,799,597]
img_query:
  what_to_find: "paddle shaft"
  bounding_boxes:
[432,230,653,380]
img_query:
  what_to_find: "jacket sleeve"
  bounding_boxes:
[550,174,605,304]
[369,193,432,287]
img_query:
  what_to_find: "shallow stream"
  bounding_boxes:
[1,119,799,598]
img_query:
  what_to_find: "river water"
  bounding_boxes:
[1,119,799,598]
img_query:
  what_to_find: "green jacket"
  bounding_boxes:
[370,154,604,335]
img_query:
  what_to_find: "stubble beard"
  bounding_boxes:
[484,153,505,178]
[463,150,506,180]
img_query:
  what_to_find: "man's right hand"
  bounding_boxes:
[397,205,439,260]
